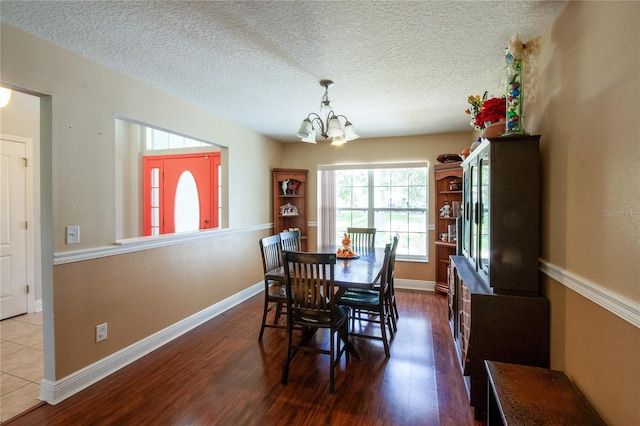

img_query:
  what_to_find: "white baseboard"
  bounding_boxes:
[35,299,42,312]
[39,282,263,405]
[396,278,435,292]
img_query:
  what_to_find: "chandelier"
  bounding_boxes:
[296,79,359,145]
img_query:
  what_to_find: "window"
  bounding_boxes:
[145,128,210,150]
[320,163,429,260]
[115,119,227,240]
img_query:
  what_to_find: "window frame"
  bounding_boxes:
[319,162,430,262]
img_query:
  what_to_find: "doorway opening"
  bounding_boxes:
[0,88,46,421]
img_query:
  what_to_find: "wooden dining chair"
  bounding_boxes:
[349,234,399,335]
[258,234,287,341]
[387,234,400,331]
[346,227,376,249]
[338,243,393,357]
[279,229,301,252]
[281,251,350,393]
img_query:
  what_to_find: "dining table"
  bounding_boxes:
[265,245,386,290]
[265,245,387,360]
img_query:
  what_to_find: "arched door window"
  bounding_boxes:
[174,171,200,233]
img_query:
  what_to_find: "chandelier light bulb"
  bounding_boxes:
[331,135,346,146]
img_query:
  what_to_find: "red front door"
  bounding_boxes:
[143,153,220,236]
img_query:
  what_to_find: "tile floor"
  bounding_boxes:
[0,312,43,422]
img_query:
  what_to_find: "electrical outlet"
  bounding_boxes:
[96,323,108,342]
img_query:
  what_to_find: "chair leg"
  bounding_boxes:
[386,293,397,334]
[392,296,399,320]
[383,311,394,340]
[392,284,399,320]
[329,326,335,393]
[351,308,361,329]
[386,311,395,341]
[343,315,350,363]
[274,301,283,324]
[281,322,293,385]
[258,297,269,341]
[379,308,390,358]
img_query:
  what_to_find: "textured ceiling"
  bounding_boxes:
[1,1,566,142]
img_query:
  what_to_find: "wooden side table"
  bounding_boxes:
[485,361,605,425]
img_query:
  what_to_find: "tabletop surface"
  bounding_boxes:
[266,245,385,288]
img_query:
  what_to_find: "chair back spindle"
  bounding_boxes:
[279,229,301,252]
[285,252,335,323]
[346,227,376,249]
[261,234,283,274]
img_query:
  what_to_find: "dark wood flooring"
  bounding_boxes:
[6,290,483,425]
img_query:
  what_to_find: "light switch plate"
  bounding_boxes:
[66,226,80,244]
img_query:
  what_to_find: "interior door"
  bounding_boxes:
[0,138,29,319]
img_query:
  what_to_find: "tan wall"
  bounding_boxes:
[53,229,270,378]
[282,132,473,281]
[1,23,284,379]
[528,2,640,424]
[543,276,640,425]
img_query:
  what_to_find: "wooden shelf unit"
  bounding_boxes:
[434,161,462,293]
[272,168,308,251]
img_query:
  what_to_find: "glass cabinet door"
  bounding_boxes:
[469,162,478,268]
[462,167,471,258]
[478,148,490,279]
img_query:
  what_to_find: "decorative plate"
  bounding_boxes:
[337,253,359,259]
[436,154,463,164]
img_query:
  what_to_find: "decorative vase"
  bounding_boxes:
[481,119,506,139]
[504,50,527,135]
[460,146,470,160]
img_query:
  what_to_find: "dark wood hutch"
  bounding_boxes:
[448,135,549,419]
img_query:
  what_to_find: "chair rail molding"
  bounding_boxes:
[54,224,272,265]
[539,259,640,329]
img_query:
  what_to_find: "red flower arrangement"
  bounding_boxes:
[465,92,507,130]
[478,97,506,125]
